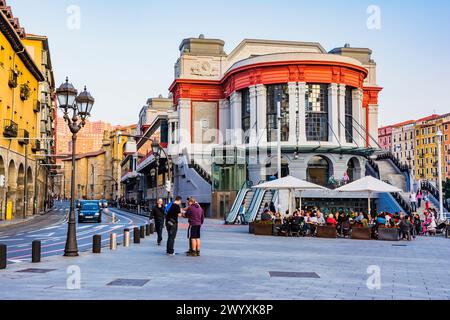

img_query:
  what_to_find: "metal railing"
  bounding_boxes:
[3,119,18,138]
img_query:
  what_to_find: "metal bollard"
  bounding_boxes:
[140,225,145,239]
[149,223,155,235]
[133,227,140,244]
[110,233,117,251]
[93,235,102,253]
[112,212,116,224]
[0,244,6,270]
[32,240,41,263]
[146,224,151,236]
[124,229,130,247]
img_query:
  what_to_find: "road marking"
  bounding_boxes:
[26,232,55,238]
[8,259,25,264]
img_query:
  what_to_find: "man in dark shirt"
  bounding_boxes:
[166,196,182,255]
[152,198,165,246]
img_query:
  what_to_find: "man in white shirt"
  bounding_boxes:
[410,192,417,213]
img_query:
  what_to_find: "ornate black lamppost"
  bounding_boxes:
[56,77,95,257]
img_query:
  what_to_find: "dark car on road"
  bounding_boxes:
[77,200,102,223]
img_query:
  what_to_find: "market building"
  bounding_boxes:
[167,36,383,218]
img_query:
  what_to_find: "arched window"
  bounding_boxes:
[305,84,328,142]
[266,84,289,142]
[345,87,354,143]
[347,157,361,182]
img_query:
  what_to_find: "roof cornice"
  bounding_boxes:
[0,10,45,82]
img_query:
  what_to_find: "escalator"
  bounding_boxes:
[225,181,253,224]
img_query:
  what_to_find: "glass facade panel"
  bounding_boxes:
[241,89,251,144]
[345,87,354,143]
[266,84,289,142]
[305,84,329,142]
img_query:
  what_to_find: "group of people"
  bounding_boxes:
[151,196,205,257]
[264,206,446,240]
[409,190,432,213]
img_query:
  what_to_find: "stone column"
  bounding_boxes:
[218,99,230,145]
[249,86,258,146]
[288,82,298,145]
[229,91,242,146]
[368,104,379,148]
[352,89,364,147]
[298,82,307,144]
[178,98,191,154]
[255,84,267,145]
[338,84,347,144]
[328,84,339,143]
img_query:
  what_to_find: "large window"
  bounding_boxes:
[266,84,289,142]
[241,89,251,143]
[345,87,354,143]
[305,84,329,142]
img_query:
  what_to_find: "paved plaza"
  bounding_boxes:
[1,218,450,300]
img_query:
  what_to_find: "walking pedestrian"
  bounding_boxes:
[410,191,417,212]
[165,196,182,255]
[185,198,205,257]
[152,198,166,246]
[238,201,247,225]
[416,190,422,208]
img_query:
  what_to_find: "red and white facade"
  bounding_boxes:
[167,37,382,213]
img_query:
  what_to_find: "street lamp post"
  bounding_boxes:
[436,129,445,221]
[56,77,95,257]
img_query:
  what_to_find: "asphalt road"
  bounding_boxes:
[0,202,150,264]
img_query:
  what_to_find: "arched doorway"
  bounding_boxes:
[347,157,361,182]
[307,155,333,187]
[7,160,17,219]
[16,164,25,218]
[27,166,33,215]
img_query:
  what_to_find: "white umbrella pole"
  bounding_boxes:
[368,191,371,216]
[299,191,302,211]
[289,189,293,217]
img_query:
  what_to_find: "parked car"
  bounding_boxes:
[78,200,102,223]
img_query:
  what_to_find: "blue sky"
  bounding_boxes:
[8,0,450,126]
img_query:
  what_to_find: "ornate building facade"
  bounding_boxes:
[167,36,382,217]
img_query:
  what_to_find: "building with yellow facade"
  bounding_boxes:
[0,2,55,220]
[415,113,450,184]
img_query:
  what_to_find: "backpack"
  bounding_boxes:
[164,201,173,215]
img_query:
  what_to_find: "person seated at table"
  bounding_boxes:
[376,213,387,226]
[261,210,273,222]
[341,215,352,237]
[308,212,318,236]
[316,210,325,226]
[361,214,370,228]
[354,212,364,223]
[274,212,283,224]
[326,214,337,227]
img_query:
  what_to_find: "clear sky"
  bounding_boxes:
[8,0,450,126]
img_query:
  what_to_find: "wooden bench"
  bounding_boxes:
[317,225,337,238]
[351,227,372,240]
[378,227,400,241]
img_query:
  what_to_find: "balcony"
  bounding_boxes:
[3,120,18,138]
[31,139,41,152]
[33,100,41,113]
[18,129,29,145]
